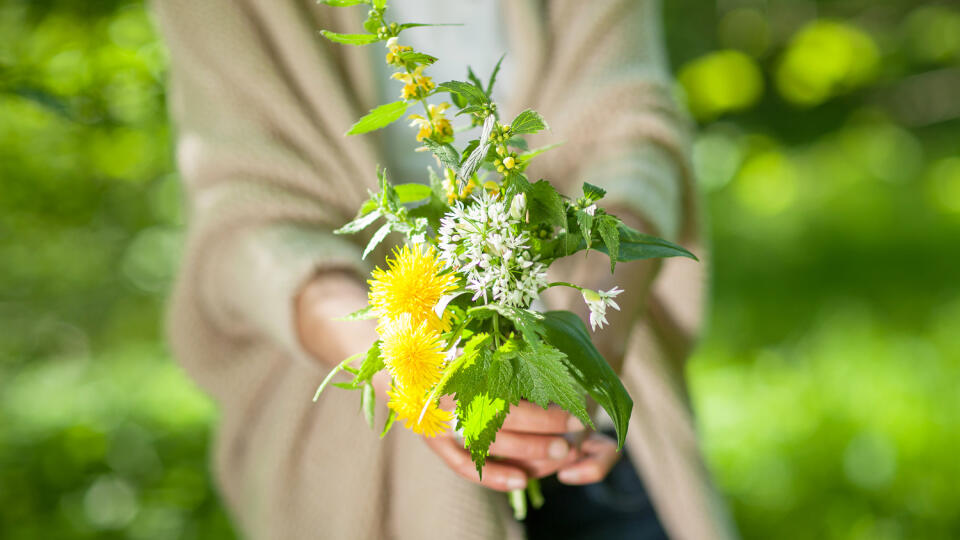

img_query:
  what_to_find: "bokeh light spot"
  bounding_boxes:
[678,50,764,121]
[734,150,799,215]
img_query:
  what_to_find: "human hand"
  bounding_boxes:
[423,399,621,492]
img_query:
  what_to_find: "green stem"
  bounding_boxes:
[542,281,583,293]
[526,478,545,509]
[508,488,527,520]
[312,352,362,402]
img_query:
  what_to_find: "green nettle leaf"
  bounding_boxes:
[514,343,592,428]
[393,183,432,204]
[334,208,381,235]
[361,382,376,429]
[576,210,594,249]
[602,223,698,262]
[434,333,490,400]
[334,305,376,321]
[363,222,391,259]
[346,101,409,135]
[435,80,489,105]
[398,22,463,31]
[372,0,386,9]
[506,136,529,151]
[467,67,485,91]
[396,51,438,65]
[597,215,620,272]
[320,0,368,6]
[486,352,518,405]
[320,30,380,46]
[420,139,461,171]
[509,109,548,135]
[526,180,566,228]
[541,311,633,450]
[474,304,545,347]
[460,393,508,475]
[582,182,607,201]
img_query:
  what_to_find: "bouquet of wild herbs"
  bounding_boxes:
[313,0,697,518]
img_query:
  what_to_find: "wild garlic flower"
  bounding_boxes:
[581,286,624,331]
[438,190,547,308]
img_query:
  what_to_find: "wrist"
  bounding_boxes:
[295,270,377,369]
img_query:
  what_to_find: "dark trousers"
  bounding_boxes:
[524,446,669,540]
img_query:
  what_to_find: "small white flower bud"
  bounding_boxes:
[510,193,527,220]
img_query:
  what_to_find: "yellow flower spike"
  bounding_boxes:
[503,156,516,170]
[387,383,453,437]
[483,180,500,197]
[368,244,457,324]
[378,314,446,390]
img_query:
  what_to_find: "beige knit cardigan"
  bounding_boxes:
[155,0,736,538]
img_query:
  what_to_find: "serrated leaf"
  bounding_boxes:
[506,136,528,151]
[436,333,491,398]
[346,101,408,135]
[435,80,489,105]
[576,210,594,249]
[334,305,376,321]
[362,222,391,259]
[394,182,432,204]
[467,67,485,91]
[396,51,437,65]
[361,382,376,429]
[541,311,633,450]
[487,53,506,95]
[598,215,620,272]
[460,394,508,476]
[320,0,368,6]
[509,109,548,135]
[458,114,494,181]
[526,180,566,228]
[514,343,591,428]
[486,352,518,405]
[334,208,381,235]
[420,139,460,171]
[455,105,485,118]
[472,304,544,347]
[582,182,607,201]
[320,30,380,46]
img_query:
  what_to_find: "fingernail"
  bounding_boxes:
[548,439,569,460]
[507,476,527,490]
[566,416,585,431]
[557,469,579,484]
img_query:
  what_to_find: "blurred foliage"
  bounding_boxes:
[0,0,957,539]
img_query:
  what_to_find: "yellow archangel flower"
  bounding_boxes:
[386,383,453,437]
[384,37,412,66]
[368,243,457,327]
[391,65,435,100]
[408,102,454,143]
[442,171,477,204]
[378,313,446,390]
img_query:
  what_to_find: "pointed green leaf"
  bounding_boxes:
[461,393,508,475]
[420,139,461,171]
[334,208,381,235]
[334,305,376,321]
[576,210,594,249]
[487,53,506,95]
[598,215,620,272]
[362,222,391,259]
[509,109,548,135]
[582,182,606,200]
[394,183,433,204]
[380,408,396,438]
[541,310,633,450]
[526,180,566,228]
[355,341,384,385]
[435,80,489,105]
[346,101,409,135]
[320,30,380,46]
[396,51,438,65]
[514,343,591,428]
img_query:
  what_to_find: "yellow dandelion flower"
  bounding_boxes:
[378,314,446,390]
[387,383,453,438]
[368,244,456,322]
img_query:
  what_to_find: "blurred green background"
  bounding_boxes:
[1,0,957,538]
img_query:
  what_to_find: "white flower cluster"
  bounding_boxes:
[438,190,547,307]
